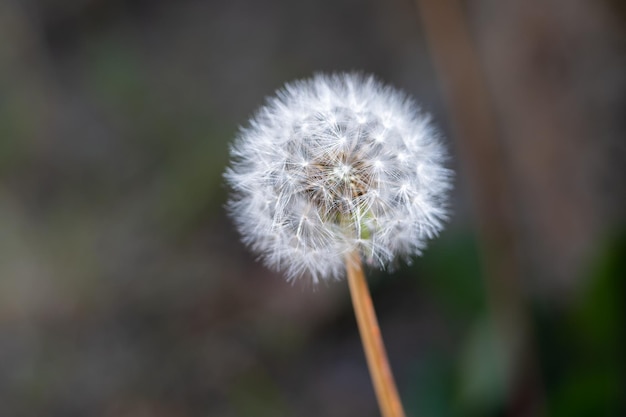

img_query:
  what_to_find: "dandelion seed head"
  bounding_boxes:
[225,73,452,282]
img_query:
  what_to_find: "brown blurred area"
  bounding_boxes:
[0,1,624,416]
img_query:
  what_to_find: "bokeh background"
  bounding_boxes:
[1,0,624,416]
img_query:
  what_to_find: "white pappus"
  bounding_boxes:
[225,73,452,283]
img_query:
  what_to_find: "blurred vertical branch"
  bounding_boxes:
[414,0,546,416]
[471,0,624,294]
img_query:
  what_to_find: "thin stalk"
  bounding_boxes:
[345,251,405,417]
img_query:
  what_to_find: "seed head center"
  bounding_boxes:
[301,150,373,221]
[334,163,352,180]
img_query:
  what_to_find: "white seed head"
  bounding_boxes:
[225,73,452,283]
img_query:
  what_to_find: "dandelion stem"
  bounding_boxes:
[345,251,405,417]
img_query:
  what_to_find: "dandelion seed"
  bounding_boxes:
[225,72,452,283]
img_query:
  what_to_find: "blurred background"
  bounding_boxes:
[0,0,624,416]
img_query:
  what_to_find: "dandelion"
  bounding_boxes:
[224,73,452,417]
[225,73,451,282]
